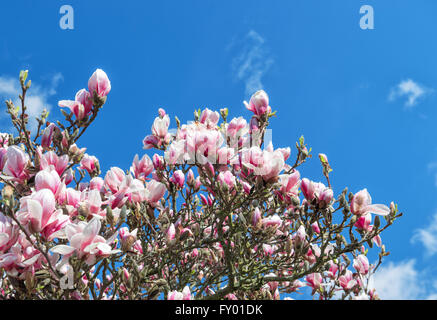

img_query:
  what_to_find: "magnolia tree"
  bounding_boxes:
[0,69,402,300]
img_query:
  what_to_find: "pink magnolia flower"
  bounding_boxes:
[63,188,81,208]
[306,273,322,291]
[164,139,185,165]
[41,123,58,149]
[354,213,372,232]
[311,222,321,234]
[142,135,160,150]
[40,150,69,176]
[35,167,62,195]
[51,217,119,265]
[278,171,300,195]
[63,168,74,186]
[326,260,338,279]
[226,117,247,140]
[277,147,291,161]
[126,178,149,204]
[0,147,7,171]
[186,169,195,186]
[152,115,170,139]
[262,214,282,228]
[244,90,271,117]
[80,189,104,217]
[199,108,220,127]
[252,207,262,227]
[217,170,236,191]
[75,89,93,114]
[338,270,357,291]
[241,144,284,181]
[2,146,29,183]
[132,240,143,255]
[0,212,20,253]
[24,189,69,240]
[104,167,126,194]
[145,180,166,205]
[350,189,390,216]
[119,227,138,251]
[217,147,235,165]
[80,154,99,175]
[353,254,370,275]
[170,170,185,189]
[88,69,111,98]
[166,223,176,243]
[0,234,42,275]
[292,225,307,246]
[89,177,104,191]
[168,286,192,300]
[184,125,224,164]
[131,154,153,180]
[58,100,86,121]
[301,178,333,207]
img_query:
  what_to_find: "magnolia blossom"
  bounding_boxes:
[39,150,69,176]
[0,213,20,253]
[300,178,333,207]
[145,180,166,205]
[244,90,271,117]
[88,68,111,98]
[58,100,87,121]
[18,189,69,240]
[170,170,185,189]
[353,254,370,275]
[0,147,7,172]
[338,270,357,291]
[2,146,29,182]
[152,114,170,139]
[80,154,99,175]
[240,143,285,181]
[41,123,58,149]
[305,273,322,291]
[217,170,236,191]
[168,286,192,300]
[131,154,153,180]
[199,108,220,128]
[51,217,119,265]
[75,89,93,114]
[350,189,390,216]
[119,227,138,251]
[278,171,300,195]
[35,167,62,195]
[226,117,247,140]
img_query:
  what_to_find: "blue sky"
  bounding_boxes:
[1,0,437,299]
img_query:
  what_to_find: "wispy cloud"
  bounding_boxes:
[230,30,274,97]
[370,259,437,299]
[388,79,432,108]
[411,212,437,257]
[427,162,437,187]
[370,260,423,299]
[0,72,63,131]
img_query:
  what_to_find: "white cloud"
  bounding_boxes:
[230,30,274,97]
[388,79,432,108]
[411,212,437,257]
[370,260,424,299]
[0,72,63,131]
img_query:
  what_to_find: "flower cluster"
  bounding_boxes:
[0,70,400,300]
